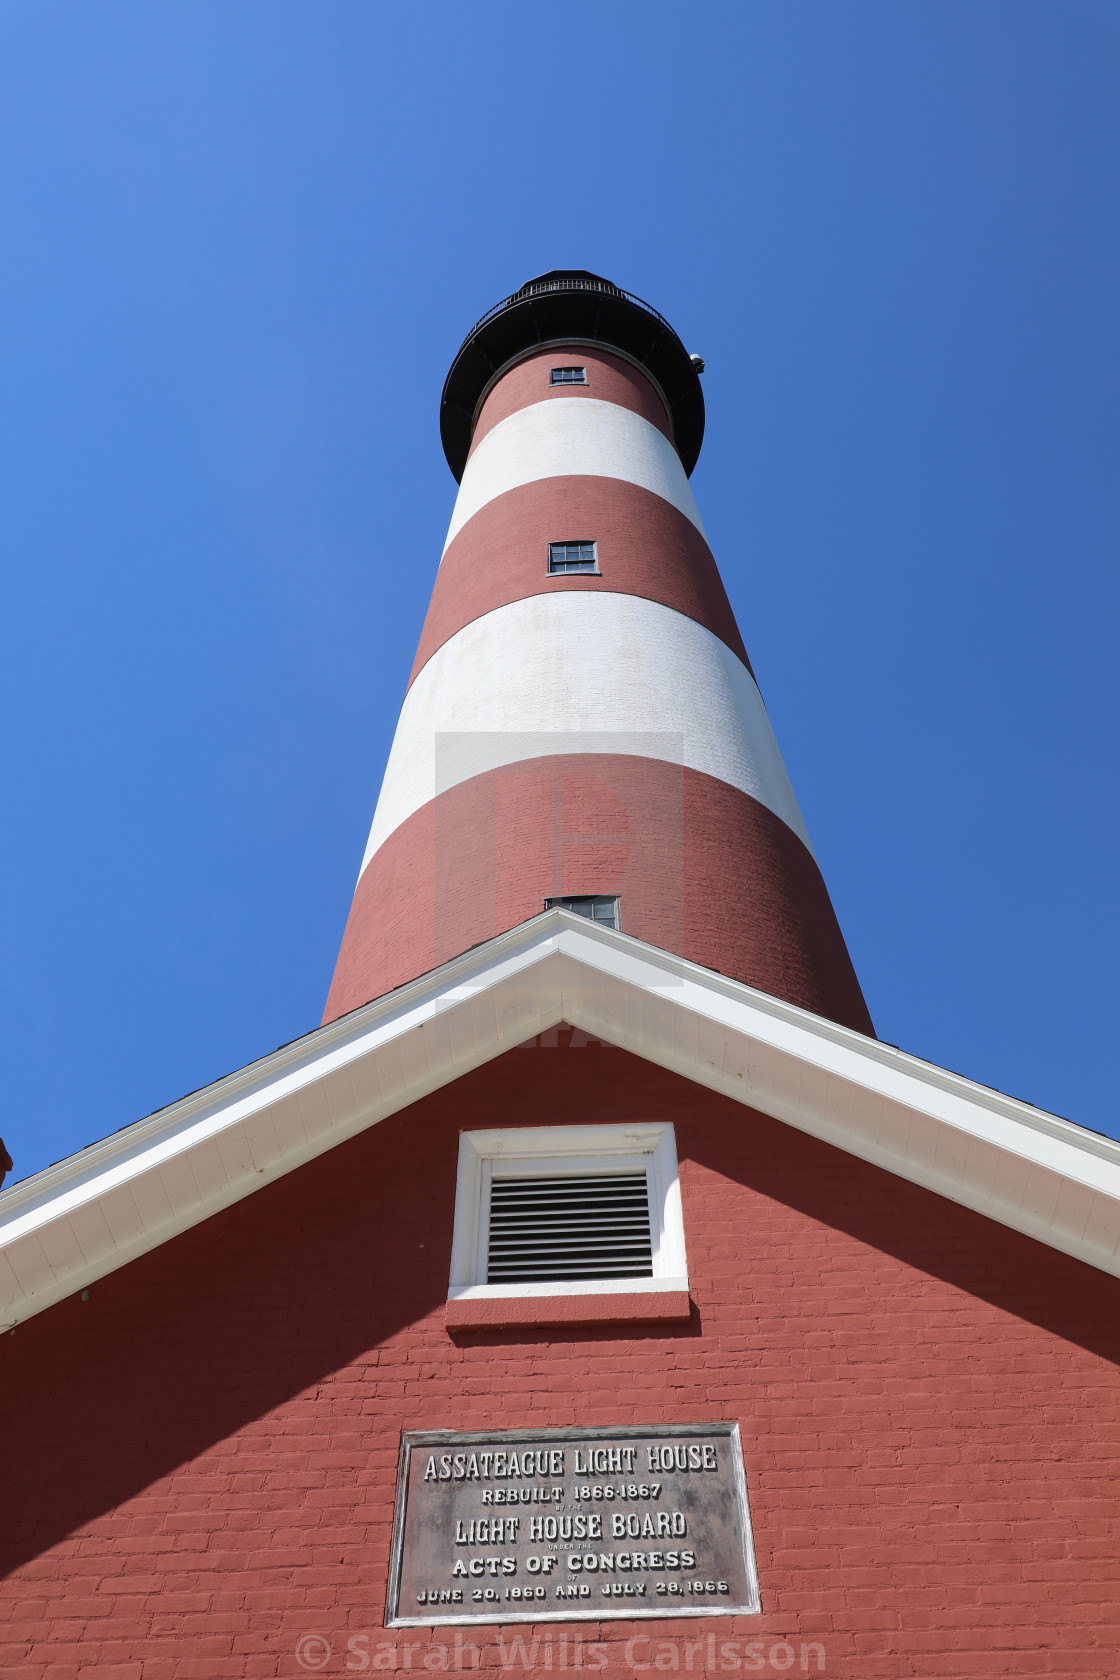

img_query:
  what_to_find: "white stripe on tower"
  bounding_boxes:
[358,591,810,877]
[441,398,707,556]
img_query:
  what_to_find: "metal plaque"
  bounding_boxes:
[386,1423,760,1626]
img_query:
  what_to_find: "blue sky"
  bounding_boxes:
[2,1,1118,1183]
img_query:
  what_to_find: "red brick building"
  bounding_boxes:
[3,274,1118,1679]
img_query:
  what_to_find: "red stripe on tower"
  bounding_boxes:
[467,345,675,457]
[324,271,873,1035]
[412,474,751,683]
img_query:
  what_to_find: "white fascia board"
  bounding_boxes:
[0,921,573,1330]
[551,923,1120,1190]
[2,911,1118,1332]
[546,921,1120,1271]
[0,923,564,1239]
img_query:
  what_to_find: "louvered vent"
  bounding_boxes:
[486,1172,653,1283]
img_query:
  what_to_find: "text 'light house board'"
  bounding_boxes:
[3,271,1120,1680]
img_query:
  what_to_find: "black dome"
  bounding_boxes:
[440,271,704,482]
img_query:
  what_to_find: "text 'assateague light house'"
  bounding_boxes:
[325,269,872,1034]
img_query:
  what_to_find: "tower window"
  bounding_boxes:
[550,365,587,385]
[544,895,620,930]
[548,541,598,575]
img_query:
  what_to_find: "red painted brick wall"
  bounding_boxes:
[410,476,750,685]
[467,348,674,458]
[2,1035,1118,1679]
[323,763,874,1038]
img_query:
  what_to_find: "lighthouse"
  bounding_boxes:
[324,270,872,1034]
[5,272,1119,1680]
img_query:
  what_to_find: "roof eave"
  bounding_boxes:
[2,911,1117,1331]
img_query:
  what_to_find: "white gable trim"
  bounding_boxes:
[2,911,1118,1330]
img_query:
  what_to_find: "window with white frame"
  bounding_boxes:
[549,366,587,385]
[548,540,599,575]
[447,1123,688,1301]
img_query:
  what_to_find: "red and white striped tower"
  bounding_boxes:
[325,271,873,1035]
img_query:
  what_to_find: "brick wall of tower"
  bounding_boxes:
[467,348,675,455]
[324,760,872,1032]
[4,1040,1117,1679]
[326,334,874,1036]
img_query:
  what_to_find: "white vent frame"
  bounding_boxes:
[448,1123,688,1301]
